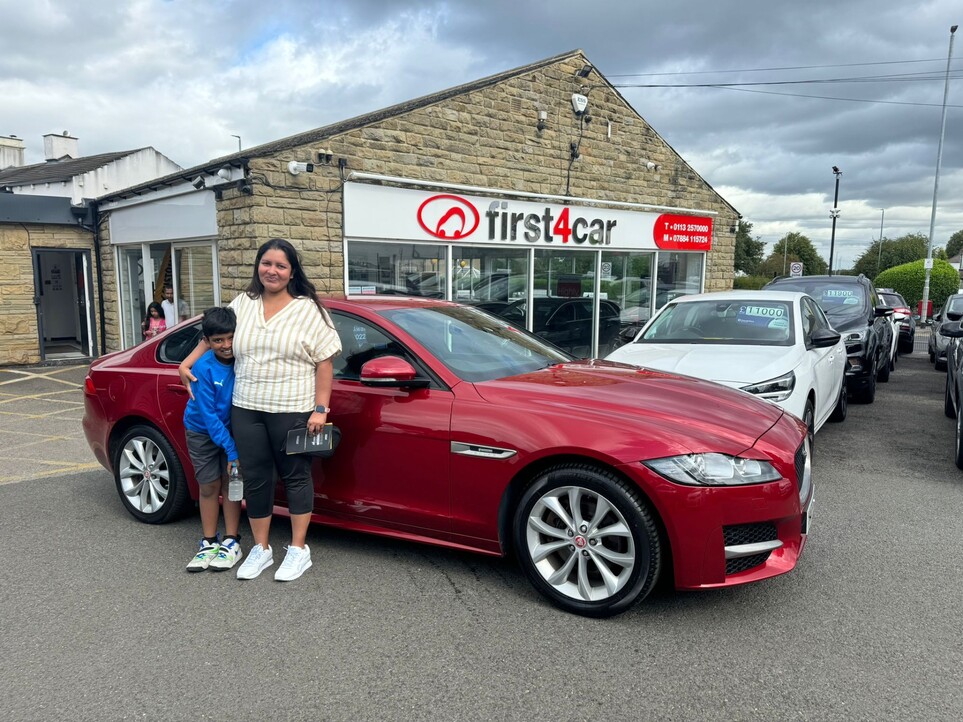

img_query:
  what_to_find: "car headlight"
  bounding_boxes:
[741,371,795,402]
[644,453,782,486]
[844,328,868,351]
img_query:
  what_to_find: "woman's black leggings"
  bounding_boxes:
[231,406,314,518]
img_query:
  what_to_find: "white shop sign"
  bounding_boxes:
[344,183,712,252]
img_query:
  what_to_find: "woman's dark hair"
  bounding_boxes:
[144,302,164,323]
[246,238,326,314]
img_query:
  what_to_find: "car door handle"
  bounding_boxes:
[166,384,189,395]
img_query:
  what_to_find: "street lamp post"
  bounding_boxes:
[876,208,885,277]
[921,24,958,324]
[230,134,242,152]
[828,166,842,275]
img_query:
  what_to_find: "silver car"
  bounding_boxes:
[929,294,963,370]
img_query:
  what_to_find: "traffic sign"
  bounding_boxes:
[789,262,803,277]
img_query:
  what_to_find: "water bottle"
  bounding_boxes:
[228,463,243,501]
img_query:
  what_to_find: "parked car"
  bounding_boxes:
[604,291,847,445]
[488,296,622,357]
[938,320,963,467]
[878,289,916,354]
[928,293,963,370]
[83,297,812,618]
[765,274,894,403]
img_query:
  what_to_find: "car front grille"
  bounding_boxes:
[723,522,778,575]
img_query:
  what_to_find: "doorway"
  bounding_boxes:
[32,248,96,360]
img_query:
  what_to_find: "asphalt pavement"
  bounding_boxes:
[0,354,961,721]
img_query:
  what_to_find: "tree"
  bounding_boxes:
[946,229,963,259]
[851,232,928,279]
[875,258,959,308]
[757,232,828,278]
[733,220,765,275]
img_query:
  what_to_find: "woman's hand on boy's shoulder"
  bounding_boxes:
[179,364,198,400]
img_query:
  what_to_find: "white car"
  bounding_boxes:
[605,290,848,440]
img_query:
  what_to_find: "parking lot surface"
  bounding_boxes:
[1,355,961,721]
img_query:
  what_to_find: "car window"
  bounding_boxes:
[639,299,794,346]
[329,312,418,381]
[157,324,203,364]
[772,280,868,323]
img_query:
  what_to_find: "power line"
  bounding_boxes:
[681,85,963,108]
[607,57,961,77]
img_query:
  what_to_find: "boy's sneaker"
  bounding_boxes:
[208,537,243,571]
[275,544,312,582]
[236,544,273,580]
[186,537,220,572]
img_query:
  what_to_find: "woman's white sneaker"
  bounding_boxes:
[275,544,312,581]
[236,543,273,579]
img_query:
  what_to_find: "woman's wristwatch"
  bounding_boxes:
[314,404,329,414]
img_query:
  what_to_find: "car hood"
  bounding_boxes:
[604,343,803,386]
[473,360,784,456]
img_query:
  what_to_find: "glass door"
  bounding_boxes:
[601,250,655,352]
[174,245,218,321]
[118,246,146,348]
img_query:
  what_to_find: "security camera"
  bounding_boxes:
[645,161,658,171]
[216,167,232,181]
[191,176,206,190]
[287,161,315,175]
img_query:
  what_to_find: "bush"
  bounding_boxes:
[733,275,770,290]
[874,259,960,308]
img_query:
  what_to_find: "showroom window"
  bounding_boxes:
[347,241,446,297]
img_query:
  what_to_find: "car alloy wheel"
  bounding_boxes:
[803,401,815,453]
[514,464,661,618]
[114,425,190,524]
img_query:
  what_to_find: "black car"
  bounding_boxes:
[928,294,963,370]
[877,289,916,354]
[765,274,894,403]
[938,319,963,467]
[487,296,622,357]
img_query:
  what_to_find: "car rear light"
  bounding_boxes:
[84,376,97,396]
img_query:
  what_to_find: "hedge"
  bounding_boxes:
[874,258,960,308]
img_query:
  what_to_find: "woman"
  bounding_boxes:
[180,238,341,582]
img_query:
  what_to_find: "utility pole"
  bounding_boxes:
[876,208,885,277]
[921,24,958,323]
[828,166,842,275]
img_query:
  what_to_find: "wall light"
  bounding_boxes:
[576,64,593,78]
[191,176,206,190]
[536,110,548,132]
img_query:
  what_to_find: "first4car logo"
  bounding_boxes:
[416,194,618,245]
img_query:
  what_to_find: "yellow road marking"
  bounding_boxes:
[0,462,103,485]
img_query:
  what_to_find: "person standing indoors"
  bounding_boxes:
[162,285,191,327]
[142,302,167,340]
[180,238,341,582]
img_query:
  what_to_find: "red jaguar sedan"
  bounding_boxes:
[83,296,813,617]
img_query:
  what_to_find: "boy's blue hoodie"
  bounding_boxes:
[183,350,237,462]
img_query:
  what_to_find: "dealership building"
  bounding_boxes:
[3,50,739,364]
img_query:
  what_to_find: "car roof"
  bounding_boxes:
[671,290,807,303]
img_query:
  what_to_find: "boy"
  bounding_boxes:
[183,307,243,572]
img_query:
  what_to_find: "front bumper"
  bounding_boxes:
[623,413,811,590]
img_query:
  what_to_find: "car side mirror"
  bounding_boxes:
[359,356,430,389]
[874,305,893,317]
[940,321,963,338]
[810,328,841,348]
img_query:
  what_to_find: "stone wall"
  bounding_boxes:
[0,223,98,365]
[216,53,738,298]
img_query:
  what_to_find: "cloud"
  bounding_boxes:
[2,0,961,269]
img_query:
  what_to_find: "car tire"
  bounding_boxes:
[929,349,936,363]
[936,358,947,371]
[877,350,891,382]
[113,424,191,524]
[945,374,956,419]
[513,463,662,618]
[802,400,815,453]
[855,357,877,404]
[955,410,963,471]
[829,381,848,422]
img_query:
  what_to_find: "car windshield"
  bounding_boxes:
[381,305,571,382]
[637,299,794,346]
[772,280,866,322]
[879,293,906,309]
[944,296,963,315]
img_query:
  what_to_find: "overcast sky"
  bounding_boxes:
[2,0,961,269]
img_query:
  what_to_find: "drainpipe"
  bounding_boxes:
[90,202,107,356]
